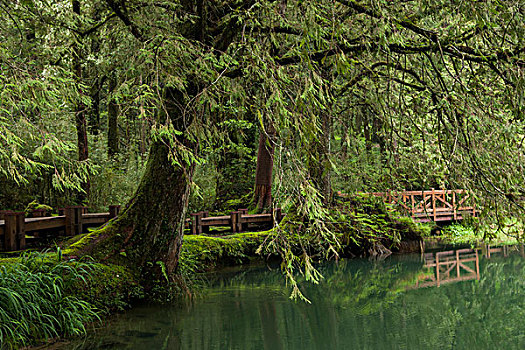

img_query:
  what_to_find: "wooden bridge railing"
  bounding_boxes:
[0,188,474,252]
[0,206,284,252]
[337,189,476,223]
[0,206,121,252]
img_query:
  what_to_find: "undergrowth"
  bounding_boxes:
[0,251,139,349]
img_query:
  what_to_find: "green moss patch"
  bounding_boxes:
[179,231,272,274]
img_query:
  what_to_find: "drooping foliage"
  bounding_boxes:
[0,0,524,293]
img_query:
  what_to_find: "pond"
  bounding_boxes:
[65,245,525,350]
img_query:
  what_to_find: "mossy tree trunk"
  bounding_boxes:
[72,86,196,282]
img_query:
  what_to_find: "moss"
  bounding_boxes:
[72,262,143,311]
[62,225,112,257]
[428,222,520,245]
[179,231,272,274]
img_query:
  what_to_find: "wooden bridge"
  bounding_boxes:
[337,188,476,223]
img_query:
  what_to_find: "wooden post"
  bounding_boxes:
[432,188,436,222]
[4,212,25,251]
[82,206,89,214]
[109,205,121,219]
[16,212,25,250]
[202,211,209,233]
[452,191,457,221]
[230,211,239,233]
[237,211,244,232]
[190,212,203,235]
[65,206,83,236]
[4,211,16,251]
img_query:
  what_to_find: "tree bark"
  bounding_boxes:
[107,74,119,157]
[75,140,193,278]
[254,123,275,212]
[73,84,196,281]
[72,0,90,200]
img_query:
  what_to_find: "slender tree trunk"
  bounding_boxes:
[254,123,275,212]
[72,0,90,200]
[107,74,119,157]
[89,77,102,135]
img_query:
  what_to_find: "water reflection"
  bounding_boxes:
[414,244,524,289]
[64,244,525,350]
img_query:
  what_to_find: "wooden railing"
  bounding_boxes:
[0,206,121,252]
[337,189,476,223]
[0,206,284,252]
[187,208,283,235]
[0,188,474,252]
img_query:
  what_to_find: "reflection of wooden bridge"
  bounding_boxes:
[414,245,525,289]
[415,248,480,288]
[338,189,476,223]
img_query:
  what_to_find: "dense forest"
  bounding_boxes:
[0,0,524,347]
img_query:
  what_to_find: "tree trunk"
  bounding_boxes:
[89,77,102,135]
[107,74,119,157]
[72,85,196,281]
[254,123,275,212]
[72,140,194,279]
[72,0,90,200]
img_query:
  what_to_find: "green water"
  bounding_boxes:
[67,246,525,349]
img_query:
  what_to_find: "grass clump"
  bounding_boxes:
[0,252,102,349]
[435,221,520,245]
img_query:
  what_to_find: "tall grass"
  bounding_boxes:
[0,252,101,349]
